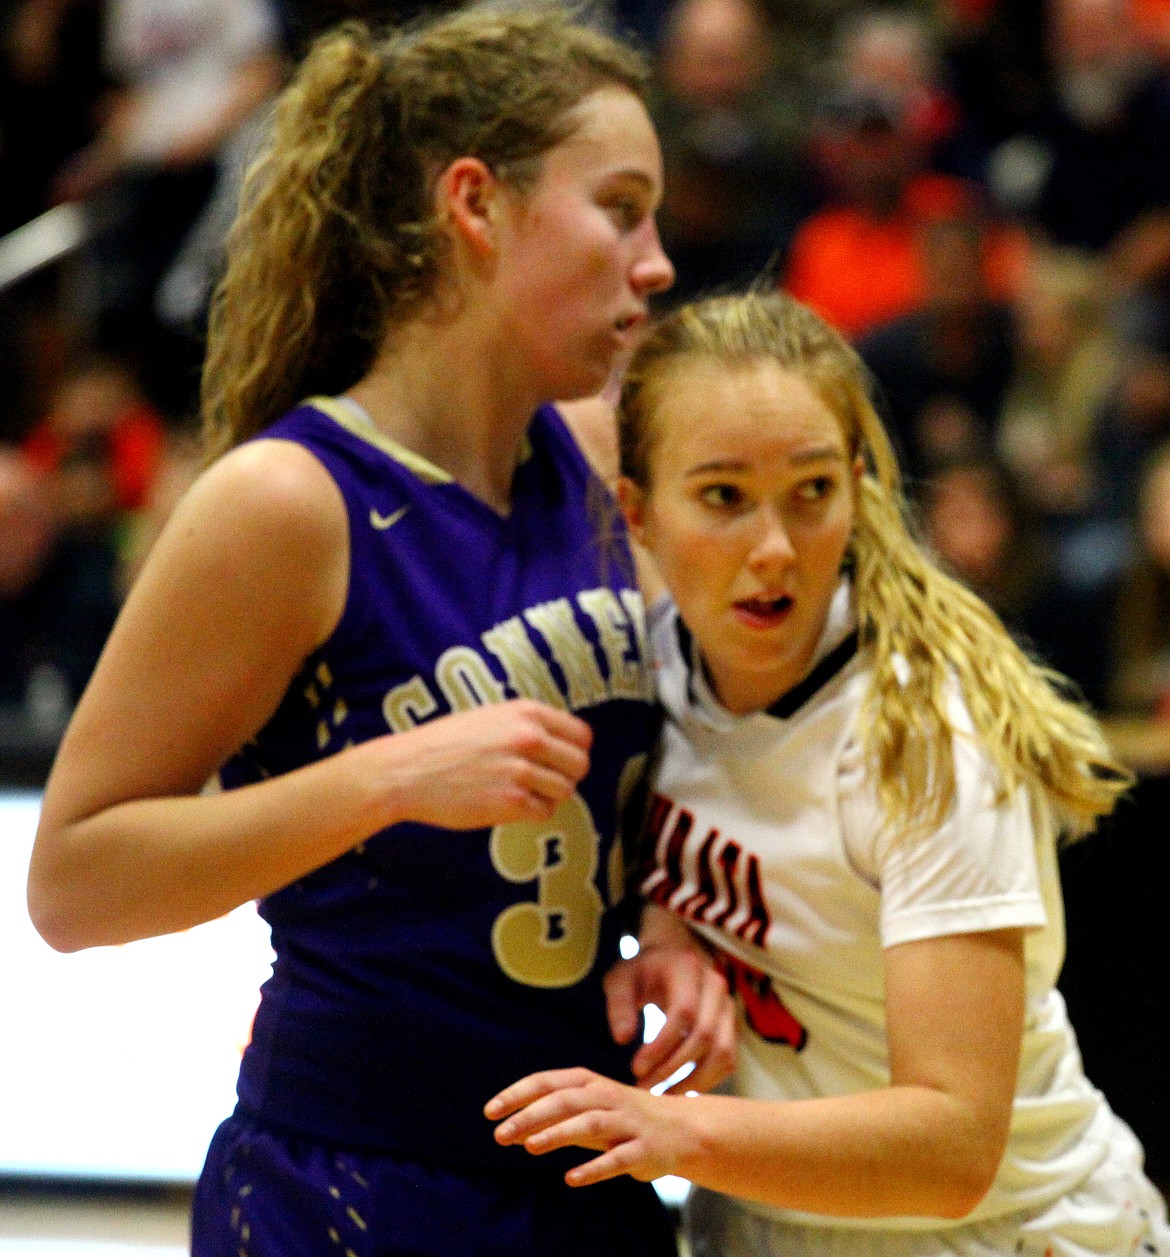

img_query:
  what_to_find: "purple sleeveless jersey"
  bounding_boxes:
[219,398,659,1171]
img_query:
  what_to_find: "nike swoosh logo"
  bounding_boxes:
[369,505,411,530]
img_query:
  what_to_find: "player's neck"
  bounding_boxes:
[348,319,537,514]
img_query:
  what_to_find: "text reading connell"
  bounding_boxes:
[382,588,653,732]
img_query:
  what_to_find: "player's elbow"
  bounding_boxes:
[27,836,99,953]
[27,877,91,953]
[27,900,88,953]
[930,1137,1005,1219]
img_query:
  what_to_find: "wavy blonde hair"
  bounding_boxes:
[201,4,649,463]
[619,290,1130,839]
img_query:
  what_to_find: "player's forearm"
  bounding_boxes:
[670,1086,1006,1220]
[637,902,697,951]
[28,737,398,951]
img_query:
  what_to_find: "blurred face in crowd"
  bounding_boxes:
[1052,0,1136,73]
[925,464,1013,587]
[661,0,771,109]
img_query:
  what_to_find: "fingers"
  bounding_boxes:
[485,1081,668,1186]
[631,1008,697,1092]
[520,700,593,753]
[463,701,591,821]
[629,954,736,1093]
[506,702,592,809]
[516,725,591,786]
[603,960,642,1046]
[566,1143,651,1188]
[497,1102,619,1156]
[625,953,700,1086]
[649,964,737,1094]
[484,1067,596,1122]
[485,1070,670,1188]
[679,992,737,1093]
[488,1069,623,1152]
[508,759,586,813]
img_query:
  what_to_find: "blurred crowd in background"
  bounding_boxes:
[9,0,1170,759]
[0,0,1168,1192]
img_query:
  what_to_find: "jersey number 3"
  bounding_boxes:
[490,794,604,989]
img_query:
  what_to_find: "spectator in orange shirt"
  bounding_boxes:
[782,12,1026,341]
[2,351,166,719]
[783,81,1026,340]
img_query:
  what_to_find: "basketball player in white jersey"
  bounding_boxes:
[488,289,1170,1257]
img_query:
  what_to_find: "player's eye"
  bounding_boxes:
[796,475,835,502]
[700,483,744,509]
[609,198,642,229]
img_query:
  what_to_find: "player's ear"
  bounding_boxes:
[437,157,500,258]
[616,476,648,545]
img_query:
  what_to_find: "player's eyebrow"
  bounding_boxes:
[603,168,657,189]
[685,447,847,476]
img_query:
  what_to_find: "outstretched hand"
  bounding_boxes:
[486,1067,695,1187]
[605,906,736,1093]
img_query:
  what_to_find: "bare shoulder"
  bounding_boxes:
[45,439,351,810]
[147,437,349,650]
[555,395,619,486]
[182,437,346,545]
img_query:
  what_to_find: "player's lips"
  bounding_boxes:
[733,593,794,629]
[614,309,647,334]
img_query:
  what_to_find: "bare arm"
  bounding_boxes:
[28,440,592,951]
[489,927,1025,1219]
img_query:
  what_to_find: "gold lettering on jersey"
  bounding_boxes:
[379,587,651,732]
[577,589,650,701]
[436,646,506,712]
[382,675,439,733]
[620,589,650,672]
[481,617,567,709]
[523,598,608,710]
[490,794,604,988]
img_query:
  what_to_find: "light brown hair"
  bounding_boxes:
[202,5,649,463]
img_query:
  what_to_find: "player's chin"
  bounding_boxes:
[552,341,622,402]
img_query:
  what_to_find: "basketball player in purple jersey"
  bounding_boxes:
[27,9,735,1254]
